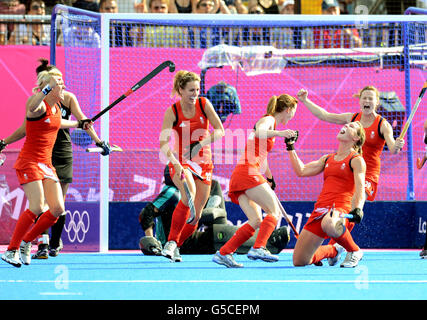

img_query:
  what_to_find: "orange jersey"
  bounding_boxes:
[171,97,212,167]
[352,113,385,184]
[228,115,276,203]
[313,151,361,216]
[14,101,61,169]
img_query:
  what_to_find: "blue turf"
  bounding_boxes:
[0,251,425,300]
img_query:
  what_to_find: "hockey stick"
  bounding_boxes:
[398,81,427,140]
[91,60,175,122]
[86,144,123,153]
[273,193,299,239]
[0,153,5,166]
[181,171,196,224]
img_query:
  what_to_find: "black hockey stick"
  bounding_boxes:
[91,60,175,122]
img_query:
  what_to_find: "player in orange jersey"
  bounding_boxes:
[420,119,427,259]
[212,94,298,268]
[297,86,404,265]
[1,66,92,268]
[159,70,225,262]
[289,121,366,268]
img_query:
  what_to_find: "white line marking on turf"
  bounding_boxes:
[1,279,427,284]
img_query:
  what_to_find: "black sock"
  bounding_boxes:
[50,215,66,248]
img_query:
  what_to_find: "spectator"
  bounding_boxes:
[0,0,26,45]
[72,0,99,12]
[313,0,362,48]
[241,5,270,46]
[189,0,222,48]
[43,1,73,15]
[248,0,280,14]
[169,0,198,13]
[61,21,101,47]
[224,0,247,14]
[134,0,188,48]
[134,0,147,13]
[9,0,50,45]
[100,0,132,47]
[300,0,322,14]
[272,0,294,48]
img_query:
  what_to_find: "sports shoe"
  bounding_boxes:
[19,241,32,265]
[328,243,344,266]
[1,250,21,268]
[212,251,243,268]
[161,240,177,261]
[340,250,363,268]
[173,247,182,262]
[247,247,279,262]
[49,239,63,257]
[32,248,49,259]
[420,249,427,259]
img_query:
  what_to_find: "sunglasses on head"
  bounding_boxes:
[153,5,167,9]
[250,9,263,14]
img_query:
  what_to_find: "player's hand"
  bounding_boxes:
[78,119,93,130]
[96,141,112,156]
[279,129,298,139]
[297,89,308,102]
[348,208,364,224]
[184,141,202,160]
[395,137,405,151]
[267,176,276,190]
[285,130,299,151]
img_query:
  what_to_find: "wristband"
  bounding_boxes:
[42,84,52,95]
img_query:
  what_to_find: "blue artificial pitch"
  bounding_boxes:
[0,250,425,300]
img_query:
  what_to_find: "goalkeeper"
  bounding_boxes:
[138,165,290,260]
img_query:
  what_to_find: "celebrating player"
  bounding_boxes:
[159,70,225,262]
[0,59,111,259]
[420,119,427,259]
[1,66,93,268]
[289,121,366,268]
[297,87,404,264]
[212,94,298,268]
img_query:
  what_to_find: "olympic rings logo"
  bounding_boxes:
[64,210,90,243]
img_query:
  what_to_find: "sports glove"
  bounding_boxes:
[0,139,7,152]
[348,208,364,224]
[77,119,92,130]
[96,141,112,156]
[184,141,202,160]
[285,131,299,151]
[266,176,276,190]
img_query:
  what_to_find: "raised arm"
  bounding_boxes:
[297,89,353,125]
[381,118,404,154]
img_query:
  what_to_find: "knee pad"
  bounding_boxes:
[139,236,162,256]
[266,226,290,254]
[199,208,227,226]
[139,203,157,231]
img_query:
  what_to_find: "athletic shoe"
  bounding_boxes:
[340,250,363,268]
[212,251,243,268]
[1,250,21,268]
[173,247,182,262]
[328,243,344,266]
[19,241,32,265]
[420,249,427,259]
[161,241,177,261]
[49,239,63,257]
[247,247,279,262]
[32,248,49,259]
